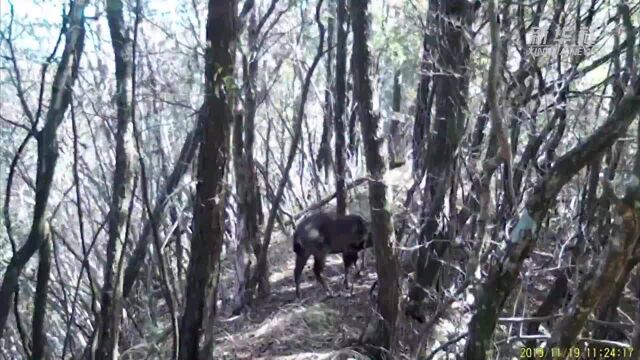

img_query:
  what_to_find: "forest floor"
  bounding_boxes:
[211,231,381,359]
[206,220,640,359]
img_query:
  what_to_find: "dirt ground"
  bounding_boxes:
[209,228,624,359]
[211,231,380,359]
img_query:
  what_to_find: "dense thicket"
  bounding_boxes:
[1,0,639,359]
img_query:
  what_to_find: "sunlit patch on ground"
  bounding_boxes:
[212,233,376,359]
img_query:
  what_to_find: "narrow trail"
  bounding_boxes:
[212,234,378,359]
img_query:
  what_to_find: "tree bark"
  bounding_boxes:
[350,0,401,356]
[525,271,568,349]
[31,225,52,359]
[95,1,135,357]
[334,0,348,216]
[411,0,475,301]
[233,109,252,312]
[387,70,403,169]
[178,0,237,358]
[317,9,334,180]
[233,10,263,309]
[592,258,639,342]
[0,0,86,338]
[411,23,433,178]
[243,8,266,301]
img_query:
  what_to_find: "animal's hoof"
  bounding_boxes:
[340,288,354,298]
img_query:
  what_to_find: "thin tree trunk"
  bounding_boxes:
[593,259,639,342]
[31,225,52,359]
[412,28,433,178]
[0,0,86,338]
[334,0,347,216]
[387,70,403,169]
[233,108,252,313]
[233,11,264,308]
[173,207,184,279]
[524,271,568,349]
[179,0,237,357]
[350,0,401,356]
[95,1,135,357]
[317,8,334,180]
[245,8,267,302]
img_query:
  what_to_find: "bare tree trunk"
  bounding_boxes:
[179,0,237,358]
[394,33,437,246]
[95,1,135,357]
[334,0,348,216]
[173,206,184,279]
[592,259,638,342]
[387,70,403,169]
[31,225,52,359]
[410,0,476,302]
[0,0,86,338]
[350,0,401,357]
[348,100,358,159]
[317,8,334,180]
[233,109,251,310]
[524,271,568,349]
[411,28,433,178]
[233,9,266,312]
